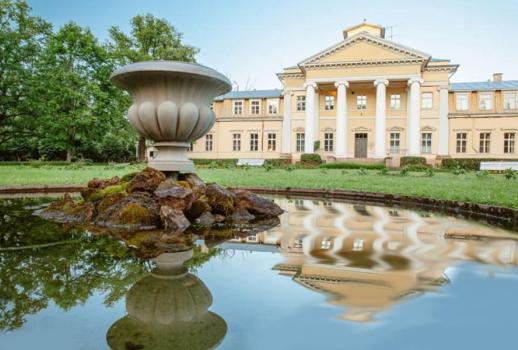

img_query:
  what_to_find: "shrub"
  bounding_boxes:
[357,168,368,176]
[320,162,386,170]
[378,168,389,176]
[452,164,465,176]
[441,158,518,171]
[399,166,409,176]
[263,164,273,172]
[475,170,489,178]
[404,164,429,172]
[425,168,435,177]
[504,168,516,180]
[264,158,291,168]
[300,153,322,167]
[400,156,427,167]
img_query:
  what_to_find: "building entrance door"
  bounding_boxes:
[354,133,368,158]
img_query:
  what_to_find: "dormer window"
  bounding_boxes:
[455,93,469,111]
[479,92,493,110]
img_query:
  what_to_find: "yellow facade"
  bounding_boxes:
[188,23,518,162]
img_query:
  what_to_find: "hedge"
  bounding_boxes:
[400,156,427,167]
[0,160,95,166]
[320,162,386,170]
[441,158,518,171]
[300,153,322,167]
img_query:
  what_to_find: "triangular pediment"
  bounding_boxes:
[299,32,430,67]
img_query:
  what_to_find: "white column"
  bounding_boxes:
[407,78,423,155]
[374,79,389,158]
[304,82,317,153]
[314,90,319,142]
[334,81,349,157]
[282,92,292,154]
[438,87,449,156]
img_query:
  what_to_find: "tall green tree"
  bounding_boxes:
[108,14,199,160]
[0,0,51,148]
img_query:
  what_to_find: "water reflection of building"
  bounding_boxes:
[215,198,518,322]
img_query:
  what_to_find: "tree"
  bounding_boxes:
[108,14,199,161]
[0,0,51,147]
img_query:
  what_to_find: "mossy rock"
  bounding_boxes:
[118,203,154,225]
[120,172,138,183]
[88,182,129,202]
[176,180,191,189]
[98,192,128,213]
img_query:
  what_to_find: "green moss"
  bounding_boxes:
[97,192,127,213]
[176,180,191,189]
[118,203,152,224]
[88,182,129,202]
[120,171,138,183]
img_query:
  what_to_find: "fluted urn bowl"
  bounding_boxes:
[111,61,232,173]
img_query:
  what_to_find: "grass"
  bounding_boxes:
[0,164,517,209]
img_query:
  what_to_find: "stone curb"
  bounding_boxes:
[1,185,517,230]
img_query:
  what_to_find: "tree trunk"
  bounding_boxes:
[137,136,146,162]
[66,148,74,162]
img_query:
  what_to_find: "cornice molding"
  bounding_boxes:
[303,58,425,70]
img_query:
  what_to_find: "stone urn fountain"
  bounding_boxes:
[111,61,232,174]
[106,250,227,349]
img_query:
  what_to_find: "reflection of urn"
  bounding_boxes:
[107,250,227,350]
[110,61,231,174]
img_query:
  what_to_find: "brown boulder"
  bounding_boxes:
[160,206,191,235]
[206,183,235,215]
[232,189,283,217]
[81,176,120,200]
[195,211,216,226]
[95,192,160,230]
[227,208,255,223]
[181,173,206,200]
[185,199,212,221]
[128,167,166,193]
[154,179,194,211]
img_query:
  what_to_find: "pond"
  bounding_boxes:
[1,196,517,350]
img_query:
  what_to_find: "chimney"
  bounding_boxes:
[493,73,503,82]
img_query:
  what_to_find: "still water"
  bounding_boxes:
[1,197,518,349]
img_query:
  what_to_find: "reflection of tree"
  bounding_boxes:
[0,198,223,332]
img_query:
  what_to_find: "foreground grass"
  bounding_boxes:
[0,165,517,209]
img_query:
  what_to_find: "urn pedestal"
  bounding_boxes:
[111,61,231,175]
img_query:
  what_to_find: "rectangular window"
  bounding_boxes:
[479,92,493,110]
[267,99,278,114]
[456,132,467,153]
[232,133,241,151]
[187,142,194,151]
[353,239,364,251]
[296,133,305,152]
[421,132,432,154]
[267,133,276,151]
[503,92,517,110]
[504,132,515,154]
[456,93,469,111]
[324,95,334,110]
[324,132,333,152]
[233,100,243,115]
[390,132,400,154]
[205,134,213,151]
[390,94,401,109]
[422,92,433,109]
[357,95,367,110]
[250,100,260,114]
[296,96,306,111]
[250,133,259,151]
[479,132,490,153]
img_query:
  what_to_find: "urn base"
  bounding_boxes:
[148,142,196,174]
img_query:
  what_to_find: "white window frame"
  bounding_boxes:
[479,132,491,153]
[267,98,278,114]
[422,92,433,109]
[455,93,469,111]
[324,95,335,111]
[321,237,332,250]
[479,92,493,111]
[357,95,367,110]
[353,238,364,251]
[504,132,515,154]
[205,134,213,151]
[250,99,261,115]
[296,96,306,111]
[250,133,259,151]
[390,132,400,154]
[390,94,401,110]
[232,133,241,151]
[421,132,432,154]
[267,133,276,151]
[324,132,333,152]
[296,132,305,152]
[233,100,244,115]
[456,132,467,153]
[503,92,518,110]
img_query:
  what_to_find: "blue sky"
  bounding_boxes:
[28,0,518,89]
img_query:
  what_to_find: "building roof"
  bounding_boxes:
[450,80,518,91]
[214,89,283,101]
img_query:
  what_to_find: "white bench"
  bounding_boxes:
[480,161,518,171]
[237,158,265,167]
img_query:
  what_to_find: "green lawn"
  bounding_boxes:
[0,164,517,209]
